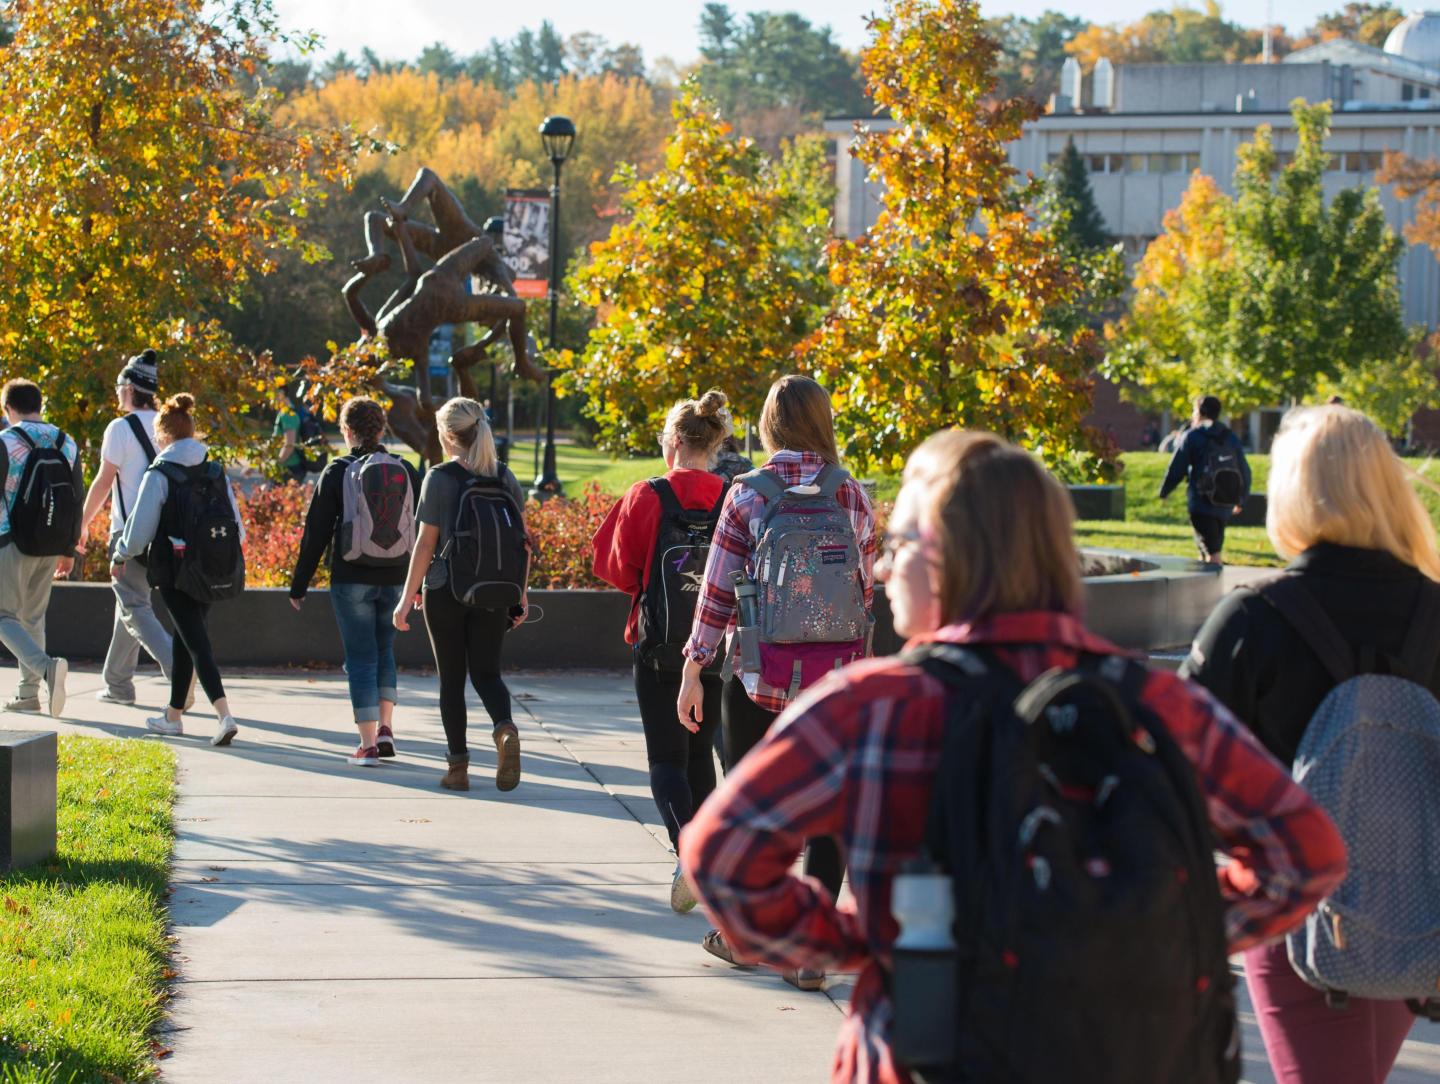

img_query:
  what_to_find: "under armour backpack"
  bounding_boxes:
[1196,427,1245,507]
[1258,575,1440,1015]
[339,451,416,567]
[891,644,1239,1084]
[7,427,81,557]
[147,460,245,603]
[636,478,728,673]
[734,464,868,696]
[441,464,527,609]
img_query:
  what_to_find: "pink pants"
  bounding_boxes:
[1244,941,1414,1084]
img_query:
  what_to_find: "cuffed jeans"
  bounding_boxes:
[0,543,55,698]
[330,582,401,723]
[102,549,174,698]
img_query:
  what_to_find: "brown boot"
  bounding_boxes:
[440,754,469,792]
[493,722,521,792]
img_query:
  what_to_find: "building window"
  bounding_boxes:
[1345,151,1383,172]
[1126,153,1148,174]
[1404,82,1416,102]
[1184,152,1200,172]
[1423,87,1433,100]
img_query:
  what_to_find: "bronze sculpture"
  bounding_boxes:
[340,168,542,463]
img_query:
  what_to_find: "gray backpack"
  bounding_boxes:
[1260,575,1440,1016]
[339,451,416,567]
[734,463,868,696]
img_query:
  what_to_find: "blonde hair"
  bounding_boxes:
[1267,405,1440,581]
[758,375,840,465]
[156,393,196,443]
[903,430,1083,623]
[436,397,498,476]
[663,389,731,460]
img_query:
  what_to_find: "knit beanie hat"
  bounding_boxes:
[118,349,159,396]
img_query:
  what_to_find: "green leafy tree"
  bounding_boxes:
[1043,139,1110,252]
[804,0,1114,479]
[1304,2,1404,47]
[559,82,834,453]
[1109,100,1430,431]
[986,11,1086,101]
[0,0,353,458]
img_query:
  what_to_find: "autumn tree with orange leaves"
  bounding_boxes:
[0,0,353,458]
[804,0,1115,478]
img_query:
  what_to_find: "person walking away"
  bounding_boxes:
[113,394,245,746]
[592,389,733,912]
[1159,394,1250,564]
[677,374,877,991]
[710,435,753,483]
[290,397,420,766]
[78,348,178,706]
[681,429,1347,1084]
[0,379,82,717]
[1181,404,1440,1084]
[394,398,528,792]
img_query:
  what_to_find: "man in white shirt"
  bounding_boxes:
[78,350,176,705]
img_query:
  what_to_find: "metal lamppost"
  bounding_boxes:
[530,114,575,500]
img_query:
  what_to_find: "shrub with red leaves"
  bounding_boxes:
[523,482,615,589]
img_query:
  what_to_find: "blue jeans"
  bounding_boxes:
[330,582,402,723]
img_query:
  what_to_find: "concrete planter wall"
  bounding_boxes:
[1067,484,1125,521]
[27,551,1219,671]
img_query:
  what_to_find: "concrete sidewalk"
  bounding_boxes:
[18,665,1440,1083]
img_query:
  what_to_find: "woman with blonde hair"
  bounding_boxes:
[592,389,733,912]
[683,429,1346,1084]
[1182,404,1440,1083]
[677,374,877,989]
[394,398,528,792]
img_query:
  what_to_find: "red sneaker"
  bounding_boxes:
[377,726,396,759]
[347,745,380,766]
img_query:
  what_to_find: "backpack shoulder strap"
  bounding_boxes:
[124,414,157,462]
[709,481,731,518]
[10,427,35,452]
[646,477,684,521]
[1256,574,1355,685]
[733,467,786,502]
[813,462,851,500]
[1399,582,1440,684]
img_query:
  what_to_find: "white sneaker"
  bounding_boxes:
[96,689,136,706]
[45,657,68,719]
[146,714,183,736]
[211,716,238,747]
[670,862,698,914]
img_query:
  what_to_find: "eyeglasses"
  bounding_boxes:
[880,527,926,564]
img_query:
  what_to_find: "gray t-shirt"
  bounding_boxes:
[418,462,526,589]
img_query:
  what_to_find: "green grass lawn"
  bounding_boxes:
[0,736,176,1084]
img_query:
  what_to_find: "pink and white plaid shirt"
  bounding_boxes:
[682,449,877,712]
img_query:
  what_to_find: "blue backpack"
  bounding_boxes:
[1260,575,1440,1018]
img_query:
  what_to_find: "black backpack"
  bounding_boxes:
[636,478,728,672]
[1196,427,1244,507]
[440,463,527,609]
[8,427,81,557]
[891,644,1238,1084]
[146,460,246,602]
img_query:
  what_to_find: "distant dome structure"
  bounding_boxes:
[1385,11,1440,69]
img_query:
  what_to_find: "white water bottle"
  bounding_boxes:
[890,858,960,1072]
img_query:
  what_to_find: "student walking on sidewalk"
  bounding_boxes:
[113,394,245,747]
[290,398,420,766]
[592,389,732,912]
[1159,394,1251,564]
[1182,405,1440,1084]
[78,349,177,706]
[677,374,877,990]
[682,430,1347,1084]
[0,379,82,717]
[394,398,528,793]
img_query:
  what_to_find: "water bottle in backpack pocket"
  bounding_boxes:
[441,465,528,609]
[7,428,80,557]
[340,451,416,567]
[733,464,868,696]
[890,645,1239,1084]
[636,477,727,672]
[1258,576,1440,1015]
[146,460,245,603]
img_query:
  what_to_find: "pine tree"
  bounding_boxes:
[1044,139,1110,253]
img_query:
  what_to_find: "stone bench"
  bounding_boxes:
[1,730,56,871]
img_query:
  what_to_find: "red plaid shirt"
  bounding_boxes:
[680,612,1347,1084]
[681,450,877,712]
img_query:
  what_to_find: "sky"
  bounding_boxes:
[272,0,1361,67]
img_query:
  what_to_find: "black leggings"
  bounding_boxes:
[423,587,513,757]
[722,674,845,901]
[634,657,721,849]
[159,586,225,711]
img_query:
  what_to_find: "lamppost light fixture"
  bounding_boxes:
[539,115,576,165]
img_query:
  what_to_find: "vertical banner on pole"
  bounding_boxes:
[503,188,551,300]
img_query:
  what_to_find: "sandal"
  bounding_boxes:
[702,928,747,966]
